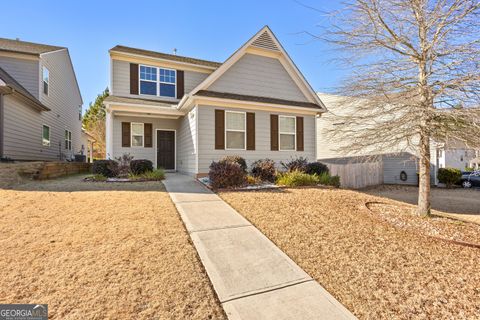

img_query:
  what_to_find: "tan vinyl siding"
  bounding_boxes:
[2,95,47,160]
[197,105,316,174]
[0,54,39,98]
[39,50,83,160]
[207,53,308,102]
[112,115,179,167]
[177,107,197,175]
[111,59,209,99]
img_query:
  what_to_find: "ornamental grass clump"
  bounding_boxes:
[276,170,319,187]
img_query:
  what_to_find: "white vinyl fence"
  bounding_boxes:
[326,160,384,189]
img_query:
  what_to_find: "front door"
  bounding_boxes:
[156,130,175,170]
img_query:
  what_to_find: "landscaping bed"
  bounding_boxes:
[0,176,225,319]
[219,187,480,319]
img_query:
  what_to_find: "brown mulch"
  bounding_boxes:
[0,176,225,320]
[219,187,480,320]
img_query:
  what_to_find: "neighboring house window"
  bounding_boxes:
[279,115,296,151]
[42,125,50,146]
[78,105,82,121]
[225,111,246,150]
[65,130,72,150]
[42,67,49,95]
[139,65,176,98]
[131,123,144,147]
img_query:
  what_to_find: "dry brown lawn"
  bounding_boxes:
[0,176,225,320]
[219,187,480,320]
[364,185,480,224]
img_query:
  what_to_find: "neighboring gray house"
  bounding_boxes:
[316,93,437,186]
[104,26,326,176]
[0,38,83,161]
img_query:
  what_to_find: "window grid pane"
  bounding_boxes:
[279,116,295,133]
[226,131,245,149]
[280,134,295,150]
[140,66,157,81]
[226,112,245,131]
[131,124,144,135]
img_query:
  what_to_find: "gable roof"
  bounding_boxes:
[110,45,222,69]
[187,26,327,112]
[0,66,49,111]
[0,38,64,55]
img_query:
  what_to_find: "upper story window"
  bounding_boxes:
[279,115,296,151]
[78,105,82,121]
[131,123,144,147]
[139,65,176,98]
[42,67,49,95]
[65,130,72,150]
[42,125,50,146]
[225,111,246,150]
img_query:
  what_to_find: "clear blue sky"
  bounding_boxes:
[0,0,344,112]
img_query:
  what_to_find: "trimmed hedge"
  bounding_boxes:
[209,160,246,189]
[130,159,153,175]
[250,159,276,182]
[222,155,247,172]
[92,160,118,178]
[437,167,462,187]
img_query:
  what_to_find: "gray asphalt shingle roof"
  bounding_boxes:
[110,45,222,68]
[0,38,64,55]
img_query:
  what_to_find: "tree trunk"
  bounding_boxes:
[417,132,431,216]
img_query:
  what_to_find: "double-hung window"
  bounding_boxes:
[279,115,296,151]
[131,123,144,147]
[225,111,246,150]
[139,66,157,95]
[139,65,176,98]
[42,125,50,146]
[42,67,49,95]
[65,130,72,150]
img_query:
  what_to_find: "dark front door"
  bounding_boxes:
[157,130,175,170]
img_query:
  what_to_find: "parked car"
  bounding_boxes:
[459,171,480,188]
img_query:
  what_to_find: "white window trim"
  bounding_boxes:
[42,67,49,96]
[131,122,144,147]
[278,115,296,151]
[138,65,177,98]
[42,124,50,147]
[65,130,72,150]
[225,110,247,151]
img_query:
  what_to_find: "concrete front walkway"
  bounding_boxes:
[163,174,356,320]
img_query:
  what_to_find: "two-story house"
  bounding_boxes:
[0,38,83,161]
[104,26,326,176]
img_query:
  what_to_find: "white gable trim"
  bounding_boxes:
[188,26,327,112]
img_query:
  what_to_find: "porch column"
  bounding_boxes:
[105,109,113,159]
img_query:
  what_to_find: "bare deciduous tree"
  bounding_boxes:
[315,0,480,216]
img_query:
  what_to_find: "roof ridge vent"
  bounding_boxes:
[251,31,279,51]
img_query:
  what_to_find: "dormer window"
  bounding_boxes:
[42,67,49,95]
[139,65,176,98]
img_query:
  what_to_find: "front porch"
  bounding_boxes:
[104,96,188,172]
